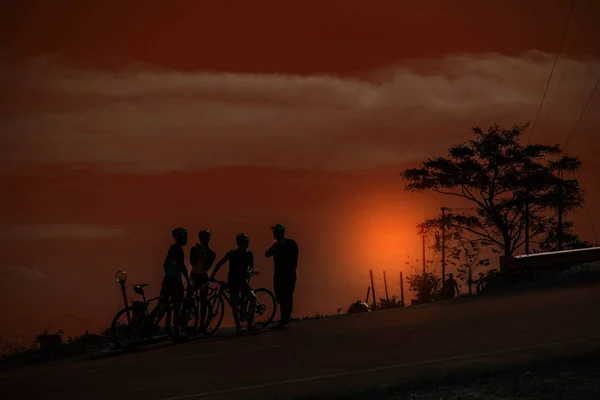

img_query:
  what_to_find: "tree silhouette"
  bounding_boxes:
[401,123,585,256]
[536,220,594,252]
[449,241,490,295]
[406,272,441,302]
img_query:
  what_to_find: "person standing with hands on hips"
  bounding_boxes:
[265,223,299,330]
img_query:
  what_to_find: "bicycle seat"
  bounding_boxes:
[133,283,149,288]
[133,284,149,295]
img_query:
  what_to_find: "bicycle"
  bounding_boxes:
[206,271,277,334]
[179,279,215,336]
[110,283,181,348]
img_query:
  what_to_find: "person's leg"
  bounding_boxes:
[153,278,172,323]
[172,284,185,338]
[280,275,296,325]
[230,289,242,333]
[273,276,295,328]
[246,287,256,330]
[199,283,209,332]
[273,278,285,323]
[285,276,297,324]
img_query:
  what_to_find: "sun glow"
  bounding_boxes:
[350,195,423,269]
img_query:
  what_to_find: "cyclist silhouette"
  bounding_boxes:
[188,229,216,332]
[158,227,191,340]
[210,233,256,335]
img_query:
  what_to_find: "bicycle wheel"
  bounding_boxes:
[248,288,277,329]
[181,298,200,335]
[110,306,148,348]
[204,294,225,336]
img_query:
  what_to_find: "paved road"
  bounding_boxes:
[2,283,600,400]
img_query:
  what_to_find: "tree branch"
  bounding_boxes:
[433,189,473,201]
[448,222,504,248]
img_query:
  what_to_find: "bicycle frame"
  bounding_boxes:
[211,270,258,304]
[131,286,173,328]
[211,280,257,323]
[212,281,233,307]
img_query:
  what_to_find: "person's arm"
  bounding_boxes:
[206,250,216,274]
[179,247,190,284]
[265,240,282,258]
[210,251,231,280]
[248,251,255,275]
[182,265,190,284]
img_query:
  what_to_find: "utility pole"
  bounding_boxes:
[421,227,426,276]
[383,271,389,303]
[441,207,447,283]
[557,166,564,251]
[525,182,531,254]
[369,269,376,308]
[365,286,371,303]
[400,271,405,307]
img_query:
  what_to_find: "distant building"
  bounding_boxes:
[500,247,600,274]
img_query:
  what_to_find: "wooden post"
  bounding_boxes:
[422,230,426,276]
[400,271,405,307]
[369,269,376,309]
[383,271,389,303]
[557,166,564,251]
[525,181,531,254]
[441,207,447,282]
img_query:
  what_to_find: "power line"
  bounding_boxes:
[527,0,576,143]
[563,74,600,150]
[543,58,571,127]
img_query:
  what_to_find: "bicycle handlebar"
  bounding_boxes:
[210,270,259,287]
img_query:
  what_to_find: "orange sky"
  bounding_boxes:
[1,0,599,341]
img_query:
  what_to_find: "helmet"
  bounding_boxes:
[172,227,188,237]
[236,233,249,245]
[198,229,211,241]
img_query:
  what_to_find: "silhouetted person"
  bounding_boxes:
[157,227,191,340]
[265,223,299,330]
[188,229,216,332]
[443,273,460,299]
[210,233,256,335]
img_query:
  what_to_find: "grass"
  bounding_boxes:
[0,311,339,371]
[289,351,600,400]
[0,329,116,370]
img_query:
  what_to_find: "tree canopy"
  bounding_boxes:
[401,123,585,256]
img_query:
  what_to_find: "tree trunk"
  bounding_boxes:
[467,265,473,296]
[503,229,512,257]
